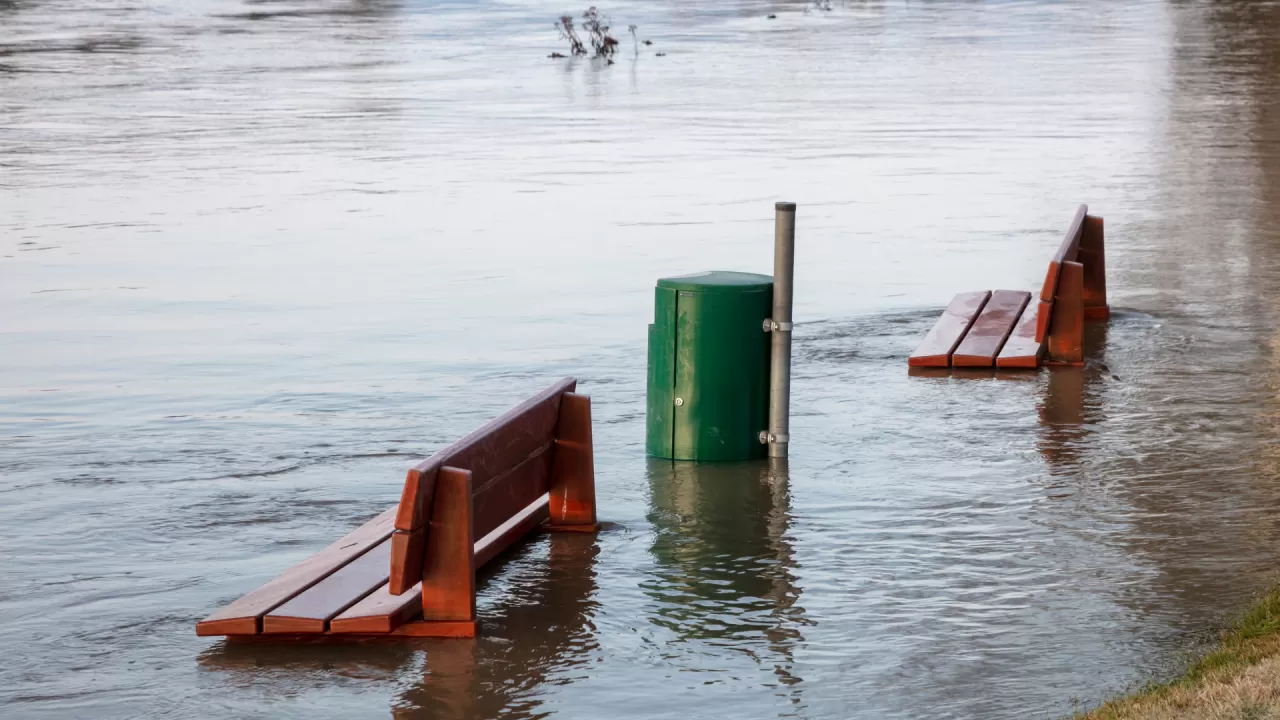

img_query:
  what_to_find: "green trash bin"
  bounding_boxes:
[646,271,773,461]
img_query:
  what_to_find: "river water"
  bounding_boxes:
[4,0,1280,717]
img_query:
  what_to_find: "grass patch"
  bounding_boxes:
[1078,587,1280,719]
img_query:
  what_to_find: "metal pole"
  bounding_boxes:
[768,202,795,458]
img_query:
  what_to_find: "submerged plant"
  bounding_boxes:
[556,15,586,56]
[553,7,621,61]
[582,7,619,59]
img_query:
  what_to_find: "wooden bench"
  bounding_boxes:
[908,205,1108,369]
[195,377,597,640]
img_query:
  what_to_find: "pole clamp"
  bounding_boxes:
[762,319,793,332]
[758,431,790,444]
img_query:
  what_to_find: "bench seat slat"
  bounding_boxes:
[908,291,991,367]
[475,493,551,568]
[952,290,1030,367]
[996,300,1045,368]
[262,538,394,634]
[195,507,398,636]
[330,581,422,634]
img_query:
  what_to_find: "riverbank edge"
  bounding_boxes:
[1077,587,1280,719]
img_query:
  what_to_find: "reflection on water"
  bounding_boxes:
[5,0,1280,717]
[645,459,807,696]
[394,533,601,719]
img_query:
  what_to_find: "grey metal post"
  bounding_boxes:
[768,202,795,458]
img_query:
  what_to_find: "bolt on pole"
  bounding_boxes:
[768,202,795,459]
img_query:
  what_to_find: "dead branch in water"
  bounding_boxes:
[554,7,623,62]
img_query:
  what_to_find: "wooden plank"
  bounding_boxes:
[388,527,426,595]
[1039,204,1088,303]
[907,291,991,367]
[475,493,550,568]
[195,507,397,636]
[262,538,393,634]
[951,290,1030,367]
[548,393,597,529]
[1034,298,1053,343]
[1079,214,1109,319]
[411,378,574,494]
[390,620,477,638]
[226,619,478,641]
[394,465,438,532]
[330,581,422,634]
[420,467,476,622]
[1046,260,1085,365]
[996,299,1044,368]
[471,441,553,540]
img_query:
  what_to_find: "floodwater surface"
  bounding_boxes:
[4,0,1280,718]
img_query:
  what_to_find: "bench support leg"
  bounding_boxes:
[1046,260,1085,366]
[547,393,599,532]
[419,466,477,636]
[1079,214,1109,320]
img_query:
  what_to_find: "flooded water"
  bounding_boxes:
[4,0,1280,717]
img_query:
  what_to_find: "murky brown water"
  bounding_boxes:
[4,0,1280,717]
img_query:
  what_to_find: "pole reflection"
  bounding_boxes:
[644,458,808,697]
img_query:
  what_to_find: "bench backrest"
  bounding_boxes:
[1035,204,1089,344]
[389,377,578,591]
[1039,203,1088,304]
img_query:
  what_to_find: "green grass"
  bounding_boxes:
[1078,587,1280,719]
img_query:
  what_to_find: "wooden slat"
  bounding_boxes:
[548,393,597,528]
[1079,214,1109,319]
[411,378,575,494]
[471,441,553,540]
[261,538,393,634]
[996,299,1044,368]
[330,581,422,634]
[388,527,426,595]
[394,465,438,532]
[1039,204,1088,303]
[421,467,476,623]
[475,493,551,568]
[951,290,1030,367]
[1046,260,1085,365]
[1034,298,1053,343]
[195,507,397,636]
[908,291,991,367]
[388,619,476,637]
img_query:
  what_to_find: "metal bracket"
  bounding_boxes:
[758,431,790,445]
[762,319,793,332]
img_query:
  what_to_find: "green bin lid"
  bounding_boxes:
[656,271,773,294]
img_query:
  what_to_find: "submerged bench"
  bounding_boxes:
[195,377,597,640]
[909,204,1108,369]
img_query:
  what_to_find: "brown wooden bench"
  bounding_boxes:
[195,377,597,640]
[908,204,1108,369]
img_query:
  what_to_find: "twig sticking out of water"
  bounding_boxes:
[556,15,587,56]
[582,7,619,60]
